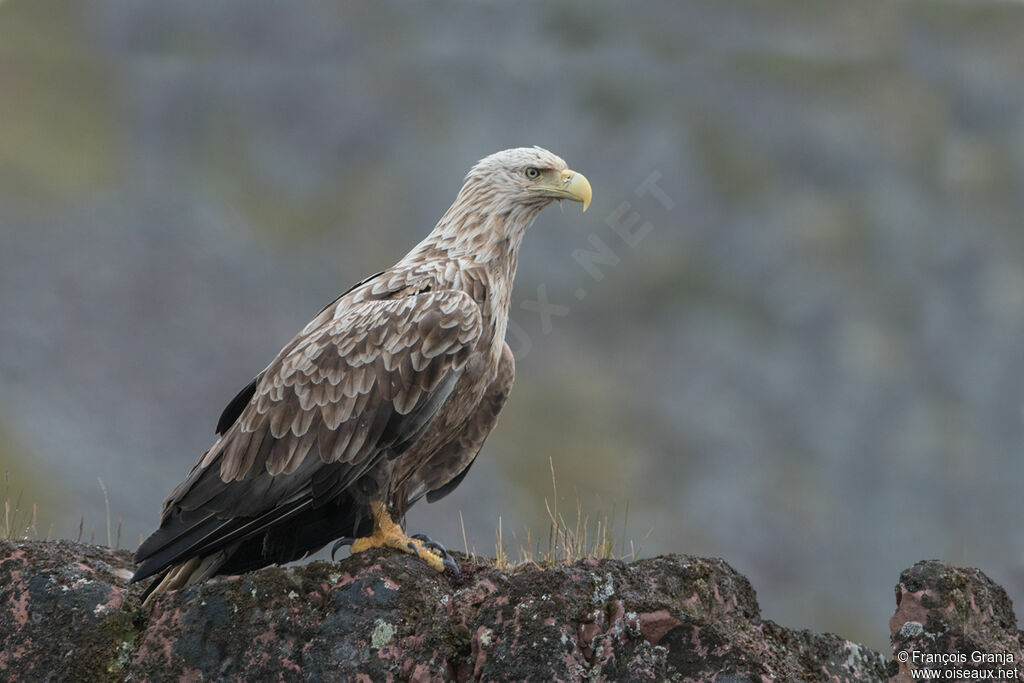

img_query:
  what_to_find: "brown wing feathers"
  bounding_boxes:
[217,290,480,481]
[133,290,482,583]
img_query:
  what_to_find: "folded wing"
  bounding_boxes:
[133,289,483,582]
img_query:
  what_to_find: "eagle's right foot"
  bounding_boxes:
[340,502,459,575]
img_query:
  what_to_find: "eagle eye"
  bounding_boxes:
[524,167,541,180]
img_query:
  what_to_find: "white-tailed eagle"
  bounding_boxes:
[132,147,591,602]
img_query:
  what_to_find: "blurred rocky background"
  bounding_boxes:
[2,0,1023,651]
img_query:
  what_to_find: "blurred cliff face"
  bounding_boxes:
[2,0,1023,650]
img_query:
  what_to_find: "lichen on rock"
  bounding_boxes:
[888,560,1024,682]
[3,539,1014,681]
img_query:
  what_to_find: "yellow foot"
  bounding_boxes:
[342,502,457,574]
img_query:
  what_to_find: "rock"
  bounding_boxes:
[888,560,1024,682]
[0,539,143,682]
[5,537,980,681]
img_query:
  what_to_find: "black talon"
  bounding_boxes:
[411,534,459,576]
[411,533,448,554]
[406,541,420,556]
[331,537,355,560]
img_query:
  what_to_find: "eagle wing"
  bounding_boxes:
[418,341,514,504]
[133,288,483,581]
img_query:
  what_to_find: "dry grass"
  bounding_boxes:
[1,471,50,541]
[1,472,125,547]
[96,476,122,548]
[6,463,647,564]
[465,458,653,572]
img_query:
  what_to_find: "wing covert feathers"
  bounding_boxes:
[218,289,482,482]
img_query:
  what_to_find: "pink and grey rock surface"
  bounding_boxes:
[0,539,1017,681]
[888,560,1024,682]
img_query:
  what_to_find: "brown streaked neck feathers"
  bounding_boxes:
[399,180,546,301]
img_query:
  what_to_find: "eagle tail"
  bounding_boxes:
[132,510,228,584]
[140,552,229,606]
[133,494,374,604]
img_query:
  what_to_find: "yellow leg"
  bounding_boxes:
[349,502,450,573]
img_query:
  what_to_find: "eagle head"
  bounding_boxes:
[463,147,592,215]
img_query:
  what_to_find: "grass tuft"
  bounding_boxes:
[2,471,49,541]
[2,472,122,548]
[488,458,652,572]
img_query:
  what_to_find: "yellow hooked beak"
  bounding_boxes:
[530,168,593,212]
